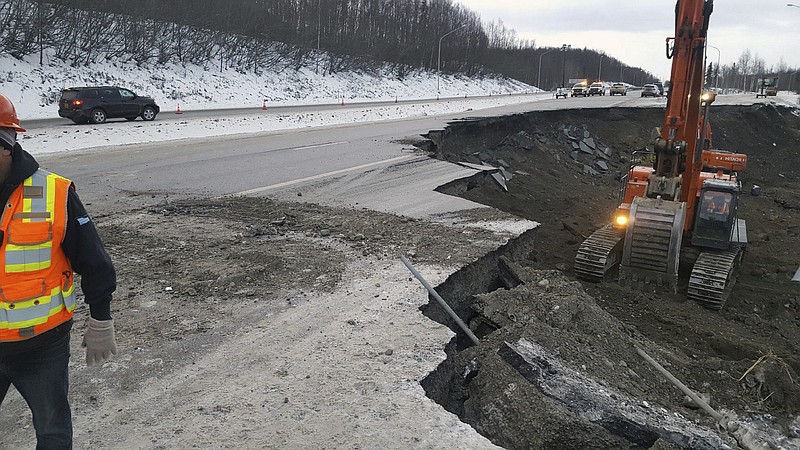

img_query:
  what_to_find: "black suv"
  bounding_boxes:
[58,86,159,124]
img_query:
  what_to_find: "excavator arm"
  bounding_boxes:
[649,0,713,208]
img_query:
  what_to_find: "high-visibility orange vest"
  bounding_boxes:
[0,169,76,342]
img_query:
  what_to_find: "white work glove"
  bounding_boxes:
[82,318,118,366]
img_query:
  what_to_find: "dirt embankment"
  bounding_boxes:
[422,104,800,448]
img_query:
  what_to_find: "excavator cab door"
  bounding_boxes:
[692,186,738,249]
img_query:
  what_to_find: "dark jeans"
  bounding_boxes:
[0,333,73,450]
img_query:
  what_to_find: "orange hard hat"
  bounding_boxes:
[0,94,26,132]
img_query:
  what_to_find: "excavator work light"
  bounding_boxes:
[615,215,628,226]
[701,91,717,104]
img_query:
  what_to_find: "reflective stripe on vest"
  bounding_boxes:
[0,283,76,330]
[0,169,75,341]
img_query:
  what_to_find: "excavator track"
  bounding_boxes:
[575,225,625,282]
[688,248,743,310]
[619,197,686,292]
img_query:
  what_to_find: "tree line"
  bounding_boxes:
[707,50,799,93]
[2,0,659,88]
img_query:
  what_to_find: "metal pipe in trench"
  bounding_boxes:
[400,255,480,346]
[636,346,724,422]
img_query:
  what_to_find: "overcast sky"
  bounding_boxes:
[456,0,800,81]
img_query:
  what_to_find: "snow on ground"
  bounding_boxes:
[17,94,552,156]
[3,50,797,156]
[1,50,538,121]
[1,50,552,155]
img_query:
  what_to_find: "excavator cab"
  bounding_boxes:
[692,180,740,249]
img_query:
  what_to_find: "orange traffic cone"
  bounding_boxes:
[262,100,267,110]
[340,98,345,106]
[176,103,182,114]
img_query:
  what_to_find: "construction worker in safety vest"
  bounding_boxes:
[0,93,117,449]
[706,193,730,214]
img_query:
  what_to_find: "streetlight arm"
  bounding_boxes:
[438,25,466,69]
[439,25,465,44]
[537,48,557,90]
[437,24,466,93]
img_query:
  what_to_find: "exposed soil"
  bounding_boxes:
[1,103,797,450]
[421,104,800,448]
[0,194,520,449]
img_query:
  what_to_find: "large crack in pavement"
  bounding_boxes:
[418,104,800,449]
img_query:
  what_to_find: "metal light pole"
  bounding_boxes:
[598,54,604,80]
[707,44,721,91]
[559,44,571,88]
[437,25,465,94]
[537,48,557,90]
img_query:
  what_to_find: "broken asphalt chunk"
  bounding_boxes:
[584,138,596,149]
[500,339,729,450]
[491,172,508,191]
[456,161,500,171]
[499,167,514,181]
[579,141,593,154]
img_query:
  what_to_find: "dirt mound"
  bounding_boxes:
[421,104,800,448]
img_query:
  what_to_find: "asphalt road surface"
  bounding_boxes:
[36,94,676,217]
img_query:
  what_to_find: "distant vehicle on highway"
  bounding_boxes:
[609,83,627,96]
[641,84,660,98]
[58,86,160,124]
[653,81,665,96]
[587,82,606,96]
[571,83,590,97]
[756,77,779,98]
[555,87,570,99]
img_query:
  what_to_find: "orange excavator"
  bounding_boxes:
[574,0,748,309]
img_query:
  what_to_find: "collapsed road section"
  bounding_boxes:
[416,105,800,448]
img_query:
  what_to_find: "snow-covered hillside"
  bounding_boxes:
[1,50,538,120]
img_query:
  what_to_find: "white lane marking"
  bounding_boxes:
[290,141,348,151]
[229,154,421,196]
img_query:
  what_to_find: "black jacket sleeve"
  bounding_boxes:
[60,189,116,320]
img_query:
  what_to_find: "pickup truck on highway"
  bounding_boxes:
[571,83,590,97]
[609,83,627,96]
[587,82,606,96]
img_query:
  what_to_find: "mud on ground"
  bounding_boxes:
[422,104,800,448]
[1,195,524,449]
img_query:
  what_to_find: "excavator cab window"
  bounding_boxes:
[700,191,732,217]
[693,190,736,249]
